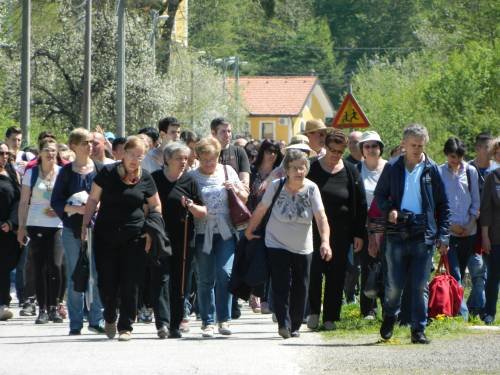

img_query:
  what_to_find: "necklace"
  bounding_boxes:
[40,167,55,192]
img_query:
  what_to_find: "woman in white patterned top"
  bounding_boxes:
[245,149,331,339]
[190,137,248,338]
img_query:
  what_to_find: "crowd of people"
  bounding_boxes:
[0,119,498,344]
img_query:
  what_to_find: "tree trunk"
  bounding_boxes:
[160,0,181,73]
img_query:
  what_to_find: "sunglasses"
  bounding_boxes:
[0,151,10,156]
[363,143,380,149]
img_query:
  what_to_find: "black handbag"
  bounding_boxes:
[243,178,286,287]
[72,241,90,293]
[363,261,382,299]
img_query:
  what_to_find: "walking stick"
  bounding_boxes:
[180,207,189,299]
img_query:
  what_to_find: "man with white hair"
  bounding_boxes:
[374,123,450,344]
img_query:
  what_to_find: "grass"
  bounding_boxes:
[320,301,500,342]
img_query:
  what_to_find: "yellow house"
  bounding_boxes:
[228,76,334,142]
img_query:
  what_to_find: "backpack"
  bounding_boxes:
[428,255,464,318]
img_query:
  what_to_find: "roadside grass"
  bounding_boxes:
[320,302,500,342]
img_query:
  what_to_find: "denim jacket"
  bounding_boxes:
[374,154,450,246]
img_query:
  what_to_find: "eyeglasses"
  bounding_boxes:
[326,145,345,156]
[363,143,379,149]
[0,151,10,156]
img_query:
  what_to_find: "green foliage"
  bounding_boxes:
[0,0,244,143]
[189,0,343,99]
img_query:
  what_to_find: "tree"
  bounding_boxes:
[0,0,245,140]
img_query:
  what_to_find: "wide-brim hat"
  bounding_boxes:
[359,131,384,148]
[285,143,312,152]
[302,119,328,134]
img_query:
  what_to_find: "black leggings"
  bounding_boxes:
[0,232,21,306]
[27,227,64,309]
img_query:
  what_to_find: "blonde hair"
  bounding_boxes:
[68,128,90,148]
[124,135,147,153]
[195,137,221,157]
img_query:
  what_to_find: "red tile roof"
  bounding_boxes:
[227,76,318,116]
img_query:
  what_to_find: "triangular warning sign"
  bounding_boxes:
[331,93,370,129]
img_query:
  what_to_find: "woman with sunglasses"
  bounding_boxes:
[18,138,65,324]
[306,130,367,330]
[51,128,104,335]
[357,131,387,320]
[0,142,21,321]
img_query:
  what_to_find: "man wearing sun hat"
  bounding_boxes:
[302,119,329,157]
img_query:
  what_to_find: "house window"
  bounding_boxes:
[260,122,275,140]
[300,120,306,133]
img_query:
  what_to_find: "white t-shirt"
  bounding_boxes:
[360,161,385,209]
[262,178,324,255]
[22,166,63,228]
[142,148,163,173]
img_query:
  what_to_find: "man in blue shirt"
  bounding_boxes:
[375,124,450,344]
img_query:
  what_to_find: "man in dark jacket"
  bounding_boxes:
[375,123,450,344]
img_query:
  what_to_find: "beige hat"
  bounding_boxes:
[302,119,328,134]
[286,134,311,152]
[359,131,384,148]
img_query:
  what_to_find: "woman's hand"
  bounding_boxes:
[44,207,58,218]
[244,228,261,241]
[353,237,363,252]
[17,226,27,245]
[223,181,236,191]
[482,236,492,254]
[320,241,332,262]
[144,233,152,253]
[0,222,10,232]
[181,196,194,209]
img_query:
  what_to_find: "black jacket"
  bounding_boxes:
[143,211,172,266]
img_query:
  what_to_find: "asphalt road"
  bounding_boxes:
[1,302,499,375]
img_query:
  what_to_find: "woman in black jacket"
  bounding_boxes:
[0,142,21,321]
[307,130,367,330]
[151,142,206,338]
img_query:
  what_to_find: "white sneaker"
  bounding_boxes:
[180,318,190,333]
[0,306,13,321]
[218,322,232,336]
[307,314,319,330]
[201,325,215,338]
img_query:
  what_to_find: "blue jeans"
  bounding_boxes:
[484,245,500,318]
[195,233,235,326]
[384,234,433,332]
[447,235,475,319]
[466,253,486,315]
[62,227,103,331]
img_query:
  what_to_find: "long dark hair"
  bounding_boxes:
[0,141,20,195]
[254,139,283,170]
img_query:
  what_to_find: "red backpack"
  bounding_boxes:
[428,255,464,318]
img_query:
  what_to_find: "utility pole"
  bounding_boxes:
[116,0,126,137]
[20,0,31,146]
[82,0,92,130]
[234,56,240,131]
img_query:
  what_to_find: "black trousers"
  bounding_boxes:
[309,237,350,322]
[0,232,21,306]
[94,231,147,332]
[149,256,170,330]
[27,226,64,309]
[268,247,312,332]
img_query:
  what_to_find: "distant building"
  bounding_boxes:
[228,76,334,142]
